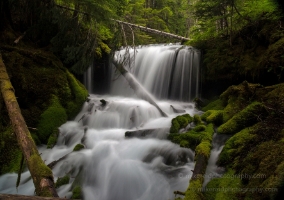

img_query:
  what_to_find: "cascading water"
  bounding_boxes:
[0,44,213,200]
[107,44,201,101]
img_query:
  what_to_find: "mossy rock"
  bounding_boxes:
[201,110,223,125]
[217,102,265,135]
[55,175,70,188]
[72,186,82,199]
[73,144,84,151]
[168,124,214,151]
[219,81,263,122]
[193,114,202,125]
[37,96,68,143]
[193,125,207,132]
[202,98,225,112]
[204,169,242,200]
[0,126,22,174]
[170,114,193,133]
[47,128,59,149]
[218,127,256,167]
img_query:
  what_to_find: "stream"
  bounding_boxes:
[0,44,225,199]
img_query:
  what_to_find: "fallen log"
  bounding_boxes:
[0,194,71,200]
[112,60,168,117]
[0,53,58,197]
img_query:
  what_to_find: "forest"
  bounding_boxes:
[0,0,284,199]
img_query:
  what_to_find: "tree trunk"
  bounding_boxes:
[0,53,58,197]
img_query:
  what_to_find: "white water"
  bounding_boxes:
[0,95,199,199]
[0,44,207,199]
[111,44,201,101]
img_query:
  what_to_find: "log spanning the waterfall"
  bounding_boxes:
[112,60,168,117]
[0,54,58,197]
[114,20,190,41]
[55,4,190,41]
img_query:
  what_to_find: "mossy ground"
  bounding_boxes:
[202,82,284,200]
[0,45,88,175]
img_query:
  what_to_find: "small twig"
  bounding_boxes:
[174,190,185,196]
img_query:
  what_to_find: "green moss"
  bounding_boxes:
[170,118,180,133]
[29,154,54,196]
[193,125,207,132]
[37,96,67,143]
[263,161,284,199]
[0,126,22,174]
[73,144,84,151]
[66,71,88,119]
[47,128,59,149]
[202,110,223,125]
[184,176,204,200]
[170,114,193,133]
[55,175,70,188]
[193,114,202,125]
[202,99,225,111]
[195,141,212,159]
[217,102,264,135]
[31,133,41,145]
[72,186,82,199]
[204,169,242,200]
[168,123,214,151]
[218,127,256,167]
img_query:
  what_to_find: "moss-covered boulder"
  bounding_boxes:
[55,175,70,188]
[211,82,284,200]
[204,169,242,200]
[217,102,265,135]
[201,110,223,125]
[0,46,88,175]
[170,114,193,133]
[73,144,84,151]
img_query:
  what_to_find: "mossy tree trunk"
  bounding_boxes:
[0,53,58,197]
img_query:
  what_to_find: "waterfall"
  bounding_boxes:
[105,44,201,101]
[0,44,207,200]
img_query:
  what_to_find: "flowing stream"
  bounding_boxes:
[0,44,224,199]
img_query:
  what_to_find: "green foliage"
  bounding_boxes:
[217,102,264,135]
[73,144,84,151]
[189,0,279,43]
[55,175,70,188]
[122,0,191,44]
[37,96,68,143]
[72,186,82,199]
